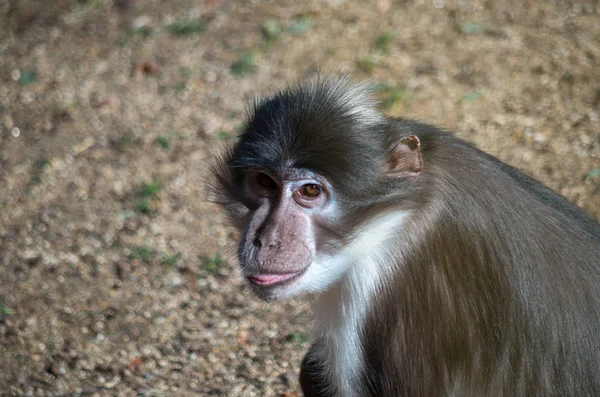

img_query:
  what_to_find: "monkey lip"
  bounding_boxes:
[249,270,305,286]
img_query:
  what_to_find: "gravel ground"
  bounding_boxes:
[0,0,599,396]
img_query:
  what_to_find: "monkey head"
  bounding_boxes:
[211,77,423,301]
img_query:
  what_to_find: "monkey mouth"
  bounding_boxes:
[248,269,305,287]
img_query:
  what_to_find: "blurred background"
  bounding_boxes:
[0,0,598,395]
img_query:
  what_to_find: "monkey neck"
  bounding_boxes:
[311,211,409,397]
[311,267,377,397]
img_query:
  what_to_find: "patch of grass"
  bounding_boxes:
[113,134,140,151]
[355,31,394,75]
[261,19,282,42]
[200,253,227,273]
[36,158,50,170]
[356,56,379,75]
[19,70,37,86]
[138,180,163,198]
[287,15,314,34]
[30,158,51,185]
[235,123,246,134]
[458,88,485,103]
[180,67,194,79]
[118,209,137,220]
[132,246,152,262]
[135,198,152,214]
[120,26,161,45]
[74,0,105,15]
[161,253,181,267]
[154,136,171,149]
[118,135,136,146]
[47,338,57,355]
[129,26,154,38]
[586,168,600,179]
[374,83,407,109]
[374,31,395,53]
[171,81,188,93]
[76,0,103,5]
[287,331,309,344]
[460,21,485,35]
[214,130,233,140]
[167,19,206,36]
[167,67,195,94]
[230,53,257,77]
[0,304,14,322]
[122,26,156,45]
[0,305,14,316]
[135,179,163,213]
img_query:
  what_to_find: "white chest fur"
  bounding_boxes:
[311,212,409,397]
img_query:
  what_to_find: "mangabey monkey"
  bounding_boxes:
[210,77,600,397]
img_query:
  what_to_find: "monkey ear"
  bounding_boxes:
[386,135,423,178]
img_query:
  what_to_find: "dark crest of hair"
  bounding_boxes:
[211,77,397,211]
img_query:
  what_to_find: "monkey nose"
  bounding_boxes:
[252,236,262,248]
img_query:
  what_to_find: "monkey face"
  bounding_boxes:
[209,77,423,301]
[224,163,413,302]
[235,168,341,301]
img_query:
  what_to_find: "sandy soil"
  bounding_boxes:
[0,0,598,395]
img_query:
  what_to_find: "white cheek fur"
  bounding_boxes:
[288,211,409,296]
[293,211,411,397]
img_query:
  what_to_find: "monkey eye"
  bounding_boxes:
[248,171,278,196]
[298,184,322,199]
[256,172,276,190]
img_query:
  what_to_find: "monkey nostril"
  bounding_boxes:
[253,237,262,248]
